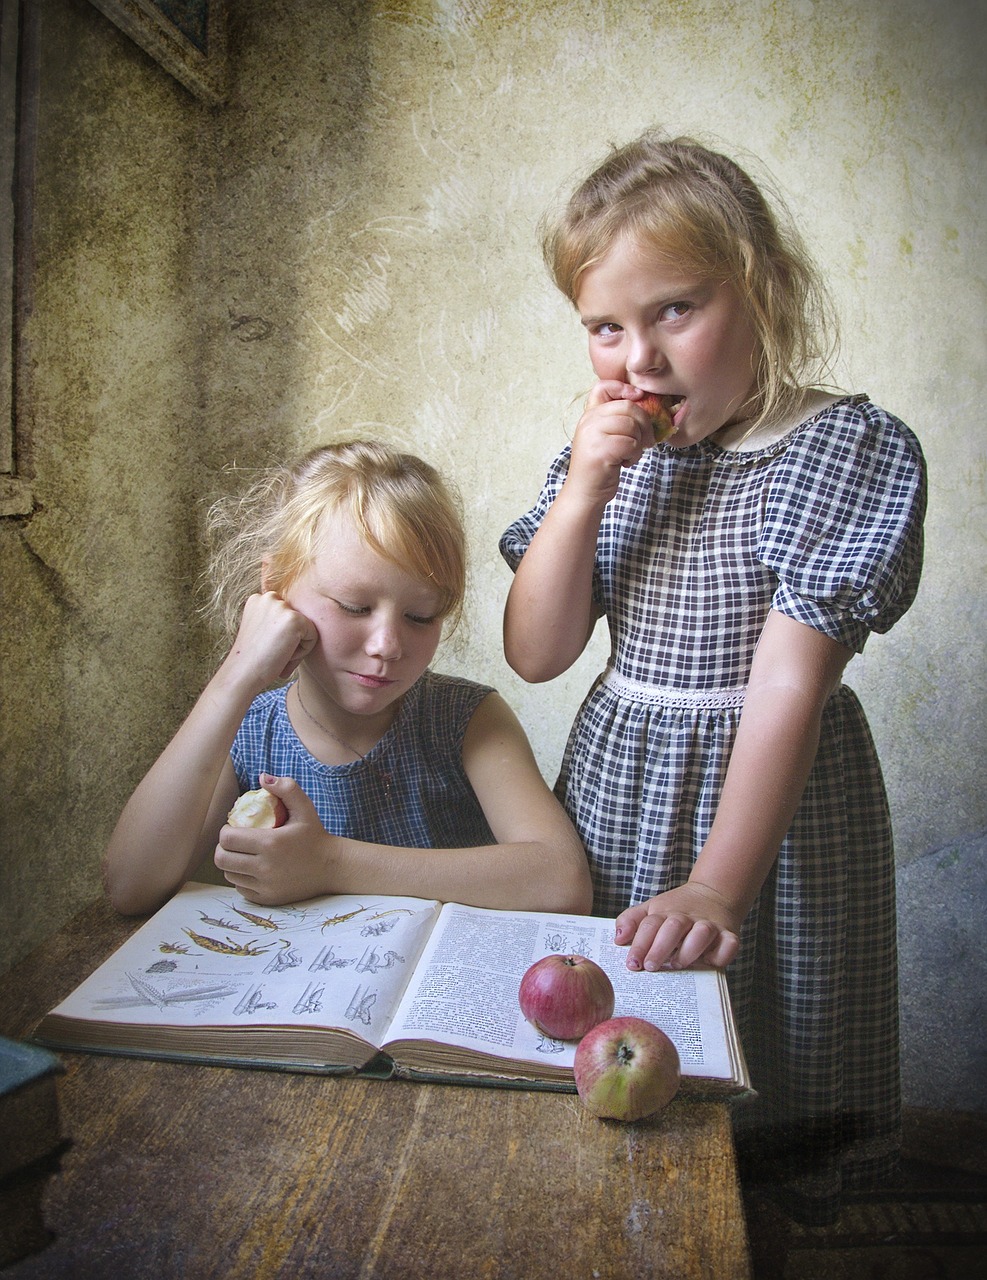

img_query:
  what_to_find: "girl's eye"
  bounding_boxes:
[590,321,622,338]
[335,601,368,616]
[407,612,440,627]
[662,301,691,321]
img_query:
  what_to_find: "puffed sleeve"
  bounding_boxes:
[758,398,926,652]
[499,446,572,570]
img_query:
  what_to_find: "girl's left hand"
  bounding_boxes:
[614,882,741,971]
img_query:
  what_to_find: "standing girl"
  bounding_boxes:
[104,439,591,920]
[500,132,925,1220]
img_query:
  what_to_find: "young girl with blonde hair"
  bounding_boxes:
[105,440,591,920]
[501,131,926,1220]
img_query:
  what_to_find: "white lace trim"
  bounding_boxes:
[601,667,747,709]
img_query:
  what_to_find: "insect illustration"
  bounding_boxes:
[365,908,415,922]
[198,911,242,931]
[158,941,191,954]
[232,905,281,931]
[183,928,274,957]
[318,905,368,932]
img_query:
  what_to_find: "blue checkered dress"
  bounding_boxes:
[501,395,926,1219]
[231,671,496,850]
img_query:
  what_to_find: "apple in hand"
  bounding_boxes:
[518,954,615,1041]
[573,1016,681,1121]
[227,787,287,829]
[637,393,679,444]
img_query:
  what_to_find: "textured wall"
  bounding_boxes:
[2,0,984,973]
[0,0,211,969]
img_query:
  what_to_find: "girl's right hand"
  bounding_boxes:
[215,775,334,904]
[567,380,654,508]
[221,591,319,693]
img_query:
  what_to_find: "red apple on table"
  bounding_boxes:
[573,1016,681,1121]
[227,788,287,829]
[518,954,615,1041]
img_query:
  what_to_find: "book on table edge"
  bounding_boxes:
[32,882,752,1098]
[0,1036,65,1181]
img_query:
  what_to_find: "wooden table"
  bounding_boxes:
[1,899,751,1279]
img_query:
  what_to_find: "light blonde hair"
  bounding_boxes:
[205,440,467,638]
[542,130,839,430]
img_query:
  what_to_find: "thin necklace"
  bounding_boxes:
[293,683,393,798]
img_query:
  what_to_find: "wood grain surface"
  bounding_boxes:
[1,899,751,1279]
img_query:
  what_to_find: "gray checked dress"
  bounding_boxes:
[500,395,926,1222]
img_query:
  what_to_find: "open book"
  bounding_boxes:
[33,882,750,1095]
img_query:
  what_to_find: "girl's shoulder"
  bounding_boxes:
[762,394,924,508]
[242,683,290,723]
[710,393,923,465]
[397,671,497,757]
[800,393,923,459]
[411,670,496,712]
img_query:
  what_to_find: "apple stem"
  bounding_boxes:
[617,1044,635,1066]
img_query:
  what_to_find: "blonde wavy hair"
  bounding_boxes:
[204,440,467,639]
[542,130,840,431]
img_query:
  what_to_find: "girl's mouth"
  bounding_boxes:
[352,672,394,690]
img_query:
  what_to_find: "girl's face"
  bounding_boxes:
[575,233,761,447]
[284,507,444,727]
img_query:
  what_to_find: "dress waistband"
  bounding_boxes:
[600,667,748,709]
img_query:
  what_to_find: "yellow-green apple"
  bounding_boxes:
[573,1015,680,1120]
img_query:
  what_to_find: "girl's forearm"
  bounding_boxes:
[504,488,604,681]
[327,834,594,914]
[688,612,852,925]
[102,663,257,913]
[688,686,824,923]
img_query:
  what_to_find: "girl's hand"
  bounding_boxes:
[614,882,742,971]
[214,775,334,904]
[221,592,318,693]
[566,381,655,508]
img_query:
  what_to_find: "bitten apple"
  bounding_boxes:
[227,788,287,829]
[518,954,615,1041]
[637,393,679,444]
[573,1015,681,1121]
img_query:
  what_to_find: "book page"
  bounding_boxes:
[383,904,738,1080]
[45,883,441,1052]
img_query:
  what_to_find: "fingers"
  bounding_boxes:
[620,911,739,972]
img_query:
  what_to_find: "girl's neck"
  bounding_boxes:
[289,674,398,765]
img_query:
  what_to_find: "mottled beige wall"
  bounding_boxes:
[0,0,212,970]
[2,0,984,972]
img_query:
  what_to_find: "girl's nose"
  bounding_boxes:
[625,330,665,376]
[365,616,402,661]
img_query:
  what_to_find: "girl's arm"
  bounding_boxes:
[215,693,594,915]
[102,593,317,915]
[504,384,652,682]
[615,611,854,970]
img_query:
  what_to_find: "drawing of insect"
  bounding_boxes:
[318,905,368,932]
[183,928,274,957]
[232,905,281,931]
[198,911,242,931]
[158,941,190,954]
